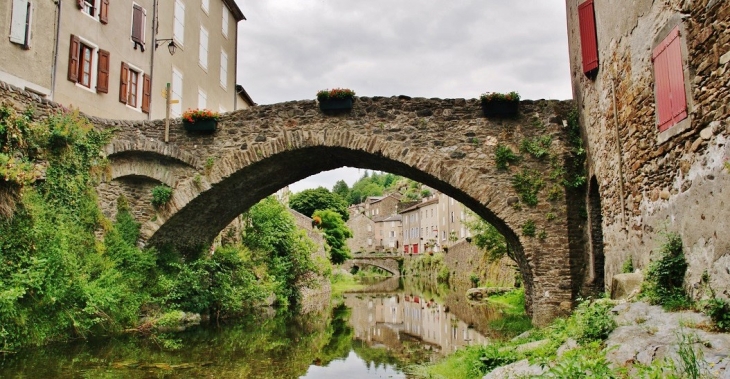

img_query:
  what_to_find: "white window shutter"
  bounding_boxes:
[10,0,29,44]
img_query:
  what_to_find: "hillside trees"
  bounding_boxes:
[290,187,349,221]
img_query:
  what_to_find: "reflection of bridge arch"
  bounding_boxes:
[98,97,579,326]
[342,258,401,277]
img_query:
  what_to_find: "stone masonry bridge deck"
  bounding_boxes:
[92,96,579,326]
[341,257,403,276]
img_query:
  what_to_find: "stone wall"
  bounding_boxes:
[443,241,517,289]
[347,213,376,253]
[567,0,730,298]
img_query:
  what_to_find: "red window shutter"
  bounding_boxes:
[68,34,80,83]
[578,0,599,75]
[76,0,83,9]
[99,0,109,24]
[119,62,129,104]
[141,74,151,114]
[132,5,144,44]
[653,27,687,132]
[96,49,110,93]
[665,30,687,123]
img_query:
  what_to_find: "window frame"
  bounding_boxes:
[78,43,94,88]
[219,49,228,89]
[199,26,209,70]
[173,0,185,47]
[222,5,230,38]
[171,67,183,117]
[127,68,140,107]
[131,3,147,50]
[201,0,209,14]
[10,0,32,48]
[197,87,207,109]
[577,0,599,76]
[652,23,693,144]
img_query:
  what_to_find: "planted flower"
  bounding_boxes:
[480,91,520,117]
[182,108,219,132]
[182,108,220,123]
[316,88,355,112]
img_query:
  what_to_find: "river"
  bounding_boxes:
[0,277,513,378]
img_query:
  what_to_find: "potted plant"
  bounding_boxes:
[480,91,520,117]
[316,88,355,111]
[182,108,220,132]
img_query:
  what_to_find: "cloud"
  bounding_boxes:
[232,1,572,191]
[235,1,571,104]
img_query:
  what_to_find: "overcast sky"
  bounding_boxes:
[232,1,573,193]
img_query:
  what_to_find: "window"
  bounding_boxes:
[171,67,183,117]
[119,63,149,112]
[653,26,687,132]
[68,35,107,94]
[219,50,228,89]
[450,212,454,223]
[10,0,32,48]
[578,0,599,75]
[80,0,95,16]
[131,4,146,50]
[222,5,230,38]
[198,88,207,109]
[199,27,208,69]
[173,0,185,45]
[77,0,108,22]
[201,0,209,13]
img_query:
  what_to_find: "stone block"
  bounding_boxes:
[610,272,644,300]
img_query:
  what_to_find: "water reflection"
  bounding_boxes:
[344,292,488,362]
[0,277,507,378]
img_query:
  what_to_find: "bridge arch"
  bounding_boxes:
[105,96,577,325]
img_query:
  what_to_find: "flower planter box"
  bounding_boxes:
[183,119,217,132]
[481,99,519,117]
[319,97,353,111]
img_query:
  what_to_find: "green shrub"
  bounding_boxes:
[641,232,690,310]
[512,169,544,207]
[437,266,450,284]
[521,220,536,237]
[520,135,552,160]
[574,299,616,343]
[469,273,480,287]
[703,298,730,331]
[151,185,173,207]
[622,257,634,274]
[494,144,519,170]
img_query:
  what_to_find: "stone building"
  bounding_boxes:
[346,212,376,254]
[0,0,56,97]
[373,214,402,253]
[150,0,248,119]
[566,0,730,296]
[0,0,250,120]
[399,192,472,255]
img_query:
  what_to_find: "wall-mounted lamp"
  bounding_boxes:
[154,38,177,55]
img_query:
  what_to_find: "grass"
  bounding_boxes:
[330,271,368,296]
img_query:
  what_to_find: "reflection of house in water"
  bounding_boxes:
[344,293,488,358]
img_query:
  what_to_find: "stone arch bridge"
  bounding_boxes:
[94,96,580,326]
[341,257,402,277]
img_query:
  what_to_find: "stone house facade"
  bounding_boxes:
[346,212,376,254]
[567,0,730,297]
[0,0,56,96]
[0,0,249,120]
[373,214,402,253]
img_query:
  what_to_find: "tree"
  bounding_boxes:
[290,187,349,221]
[332,180,350,200]
[242,196,317,306]
[313,209,353,265]
[463,210,512,262]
